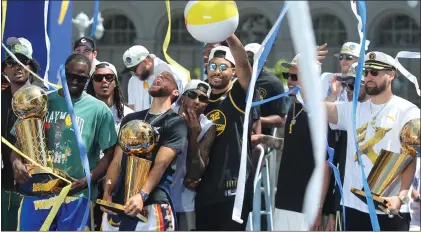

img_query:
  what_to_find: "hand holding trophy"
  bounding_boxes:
[351,118,420,215]
[96,120,159,222]
[12,85,73,195]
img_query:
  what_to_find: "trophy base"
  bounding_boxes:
[351,188,391,210]
[96,199,149,222]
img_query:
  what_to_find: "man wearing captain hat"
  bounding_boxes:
[102,62,188,231]
[324,51,420,230]
[322,62,371,231]
[321,42,362,102]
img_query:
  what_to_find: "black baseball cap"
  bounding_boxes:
[73,37,96,51]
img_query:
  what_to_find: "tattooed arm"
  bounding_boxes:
[185,125,216,185]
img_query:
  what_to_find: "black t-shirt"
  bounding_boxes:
[196,81,255,207]
[255,70,287,135]
[117,109,188,206]
[275,103,316,212]
[1,86,18,190]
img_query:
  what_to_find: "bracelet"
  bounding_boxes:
[140,190,149,202]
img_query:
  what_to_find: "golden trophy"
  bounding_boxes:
[351,118,420,209]
[12,85,73,195]
[96,120,159,222]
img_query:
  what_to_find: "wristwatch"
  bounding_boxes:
[397,194,409,204]
[140,190,149,202]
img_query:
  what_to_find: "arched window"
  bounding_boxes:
[312,14,347,46]
[376,14,420,46]
[98,14,136,45]
[237,13,272,45]
[158,13,200,45]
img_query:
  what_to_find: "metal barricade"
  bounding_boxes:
[247,128,280,231]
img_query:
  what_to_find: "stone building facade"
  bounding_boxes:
[72,1,420,106]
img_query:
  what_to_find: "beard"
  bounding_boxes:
[139,69,150,81]
[149,86,172,98]
[365,80,387,96]
[208,76,230,90]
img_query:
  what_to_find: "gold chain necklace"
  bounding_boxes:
[289,103,304,134]
[370,101,389,128]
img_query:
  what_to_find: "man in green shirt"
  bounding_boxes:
[11,54,117,231]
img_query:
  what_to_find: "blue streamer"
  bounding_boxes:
[59,66,91,231]
[326,138,346,231]
[245,4,288,102]
[89,0,100,38]
[352,1,380,230]
[252,86,300,107]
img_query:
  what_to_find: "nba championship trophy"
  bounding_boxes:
[12,85,72,195]
[351,118,421,209]
[96,120,159,222]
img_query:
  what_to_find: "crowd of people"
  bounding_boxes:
[1,32,420,232]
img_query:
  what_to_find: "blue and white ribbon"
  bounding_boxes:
[285,1,327,228]
[89,0,100,38]
[394,51,420,96]
[232,3,289,224]
[352,1,381,231]
[59,66,91,231]
[350,0,370,50]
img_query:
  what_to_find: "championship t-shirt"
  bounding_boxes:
[331,95,420,213]
[255,70,287,135]
[196,81,255,207]
[117,109,188,206]
[14,90,118,200]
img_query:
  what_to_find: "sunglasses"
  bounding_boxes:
[92,74,115,82]
[282,72,298,81]
[5,58,30,68]
[208,62,229,72]
[363,69,392,77]
[339,54,354,61]
[183,90,209,103]
[346,81,365,91]
[66,72,89,84]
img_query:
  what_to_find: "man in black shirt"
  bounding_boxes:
[245,43,287,135]
[101,62,188,231]
[274,54,331,231]
[195,34,255,231]
[1,37,41,231]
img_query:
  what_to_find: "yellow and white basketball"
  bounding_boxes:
[184,1,239,43]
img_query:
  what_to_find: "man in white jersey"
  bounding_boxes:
[321,42,361,102]
[170,79,216,231]
[323,51,420,230]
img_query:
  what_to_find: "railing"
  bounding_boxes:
[247,128,280,231]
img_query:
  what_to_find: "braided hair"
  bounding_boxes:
[87,66,126,120]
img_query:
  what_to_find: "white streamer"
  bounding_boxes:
[43,0,50,89]
[286,1,327,229]
[350,0,370,50]
[231,4,290,224]
[395,51,420,96]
